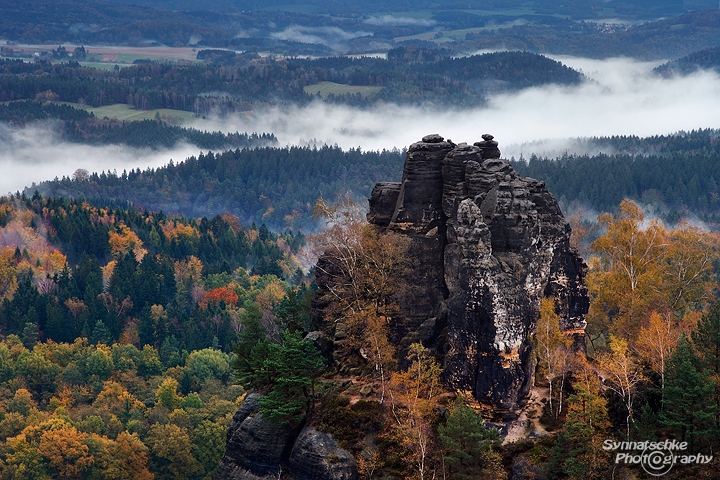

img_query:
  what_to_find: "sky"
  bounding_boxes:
[2,55,720,194]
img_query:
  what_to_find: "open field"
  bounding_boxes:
[77,62,118,71]
[2,44,210,65]
[303,82,383,98]
[56,102,196,124]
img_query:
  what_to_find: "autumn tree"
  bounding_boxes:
[587,200,667,339]
[389,343,443,480]
[39,424,95,479]
[146,423,202,480]
[203,286,239,307]
[596,335,644,439]
[661,224,717,312]
[634,311,680,393]
[0,246,18,300]
[588,200,718,342]
[535,297,575,418]
[313,196,413,400]
[102,431,153,480]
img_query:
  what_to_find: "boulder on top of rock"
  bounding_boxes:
[422,133,445,143]
[474,133,502,159]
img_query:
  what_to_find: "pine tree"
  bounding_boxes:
[90,320,112,345]
[257,330,324,426]
[438,397,505,480]
[232,301,271,388]
[660,334,717,450]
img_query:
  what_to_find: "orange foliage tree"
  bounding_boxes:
[203,287,239,307]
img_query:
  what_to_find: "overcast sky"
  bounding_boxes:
[2,55,720,194]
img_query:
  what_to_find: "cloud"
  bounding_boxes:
[0,123,201,195]
[202,56,720,159]
[270,26,372,49]
[363,16,437,27]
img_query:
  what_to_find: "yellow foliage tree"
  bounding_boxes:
[313,197,414,398]
[588,200,718,342]
[588,200,666,339]
[389,343,443,480]
[108,224,147,261]
[104,431,153,480]
[535,297,575,417]
[634,311,681,392]
[596,335,644,439]
[39,425,94,479]
[0,246,18,300]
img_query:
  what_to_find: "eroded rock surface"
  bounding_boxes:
[214,394,294,479]
[323,134,588,416]
[215,395,357,480]
[288,428,358,480]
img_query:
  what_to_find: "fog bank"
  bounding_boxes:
[0,124,201,195]
[3,56,720,194]
[208,56,720,159]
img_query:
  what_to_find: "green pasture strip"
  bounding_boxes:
[52,102,195,124]
[78,62,118,71]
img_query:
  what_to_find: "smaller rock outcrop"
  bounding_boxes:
[474,133,502,159]
[214,394,294,479]
[288,428,358,480]
[215,395,358,480]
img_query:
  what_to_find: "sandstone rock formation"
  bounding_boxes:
[214,394,358,480]
[340,134,588,415]
[217,133,588,477]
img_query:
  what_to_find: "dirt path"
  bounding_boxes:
[503,385,551,445]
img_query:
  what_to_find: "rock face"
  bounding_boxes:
[215,395,358,480]
[288,428,358,480]
[213,394,293,479]
[352,135,588,414]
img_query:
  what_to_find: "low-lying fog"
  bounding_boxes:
[2,56,720,194]
[213,56,720,159]
[0,124,200,195]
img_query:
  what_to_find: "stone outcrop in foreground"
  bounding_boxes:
[364,134,588,414]
[214,394,357,480]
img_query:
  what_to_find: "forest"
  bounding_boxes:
[34,146,406,231]
[2,193,720,478]
[4,0,720,476]
[0,48,582,111]
[654,46,720,76]
[29,128,720,232]
[3,0,720,60]
[512,129,720,226]
[0,192,320,478]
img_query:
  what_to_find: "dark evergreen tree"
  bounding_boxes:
[438,397,503,479]
[232,302,270,388]
[256,330,325,426]
[90,320,112,345]
[661,334,717,450]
